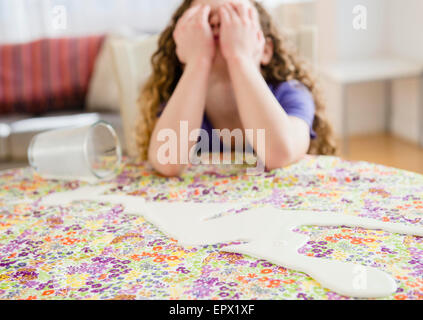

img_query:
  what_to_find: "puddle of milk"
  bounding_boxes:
[41,186,423,298]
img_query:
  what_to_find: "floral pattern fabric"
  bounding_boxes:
[0,156,423,300]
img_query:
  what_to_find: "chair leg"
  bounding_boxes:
[420,73,423,148]
[341,84,349,156]
[385,80,392,134]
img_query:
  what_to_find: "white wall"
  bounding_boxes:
[0,0,181,44]
[336,0,388,60]
[388,0,423,62]
[316,0,337,65]
[387,0,423,143]
[317,0,388,137]
[317,0,388,63]
[317,0,423,142]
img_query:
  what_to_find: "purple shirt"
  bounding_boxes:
[158,80,316,151]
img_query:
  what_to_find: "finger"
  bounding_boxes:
[179,4,202,24]
[224,3,239,22]
[219,5,231,26]
[189,4,205,23]
[199,4,211,25]
[249,6,260,27]
[248,6,254,20]
[235,2,249,23]
[175,6,201,37]
[258,30,265,48]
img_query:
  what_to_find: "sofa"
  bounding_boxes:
[0,35,129,169]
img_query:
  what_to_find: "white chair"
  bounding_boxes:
[110,35,159,159]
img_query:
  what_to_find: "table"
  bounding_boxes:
[320,57,423,154]
[0,157,423,300]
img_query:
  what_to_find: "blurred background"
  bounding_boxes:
[0,0,422,173]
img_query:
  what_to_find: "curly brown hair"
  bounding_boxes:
[136,0,337,160]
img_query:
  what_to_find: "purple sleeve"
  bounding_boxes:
[157,80,317,144]
[270,80,317,139]
[156,103,218,151]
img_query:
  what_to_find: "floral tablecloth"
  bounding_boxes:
[1,156,423,300]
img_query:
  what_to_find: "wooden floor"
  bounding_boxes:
[0,161,27,171]
[339,133,423,174]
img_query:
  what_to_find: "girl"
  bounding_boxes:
[137,0,337,176]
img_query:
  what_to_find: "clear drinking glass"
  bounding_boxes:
[28,121,122,183]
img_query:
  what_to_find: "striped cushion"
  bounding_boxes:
[0,35,105,115]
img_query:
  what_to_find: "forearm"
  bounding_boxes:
[148,58,211,176]
[227,57,309,169]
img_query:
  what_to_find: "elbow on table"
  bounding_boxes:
[264,149,298,171]
[152,163,185,177]
[148,154,185,177]
[265,158,291,172]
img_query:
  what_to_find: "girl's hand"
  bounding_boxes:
[219,2,265,65]
[173,4,215,66]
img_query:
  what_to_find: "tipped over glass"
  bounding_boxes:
[28,121,122,183]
